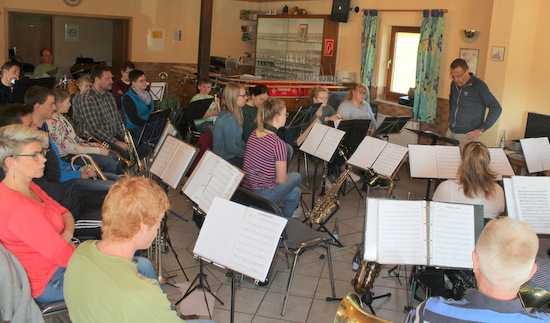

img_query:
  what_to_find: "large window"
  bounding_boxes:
[385,26,420,102]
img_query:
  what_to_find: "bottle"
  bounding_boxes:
[499,130,506,149]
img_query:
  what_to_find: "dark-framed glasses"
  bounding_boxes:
[12,148,49,161]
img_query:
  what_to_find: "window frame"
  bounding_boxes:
[385,26,421,103]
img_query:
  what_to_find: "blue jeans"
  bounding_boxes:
[64,174,117,197]
[34,257,159,302]
[252,172,301,218]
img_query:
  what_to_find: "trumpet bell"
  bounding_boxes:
[334,293,393,323]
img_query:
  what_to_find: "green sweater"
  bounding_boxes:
[242,104,258,142]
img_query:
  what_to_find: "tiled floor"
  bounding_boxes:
[159,158,431,323]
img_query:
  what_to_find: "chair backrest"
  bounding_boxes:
[230,187,282,217]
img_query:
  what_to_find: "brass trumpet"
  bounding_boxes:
[7,75,18,92]
[70,153,108,180]
[85,132,132,166]
[122,125,144,172]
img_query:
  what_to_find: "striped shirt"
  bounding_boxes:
[405,289,550,323]
[242,130,287,190]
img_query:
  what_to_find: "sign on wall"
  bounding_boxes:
[148,29,165,52]
[65,24,79,42]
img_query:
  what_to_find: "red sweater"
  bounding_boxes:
[0,182,74,297]
[112,79,131,110]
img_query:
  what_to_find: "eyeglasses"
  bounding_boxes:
[136,79,148,83]
[354,90,367,95]
[238,94,247,97]
[279,112,289,117]
[450,71,466,79]
[12,148,49,162]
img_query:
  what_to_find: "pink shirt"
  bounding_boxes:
[0,182,73,297]
[243,130,287,190]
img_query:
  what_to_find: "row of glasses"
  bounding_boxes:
[257,49,322,65]
[258,32,323,43]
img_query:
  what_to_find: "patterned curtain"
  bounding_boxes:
[413,10,445,123]
[360,10,379,104]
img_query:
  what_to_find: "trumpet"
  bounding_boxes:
[122,124,145,172]
[85,132,132,167]
[8,75,18,91]
[70,153,108,180]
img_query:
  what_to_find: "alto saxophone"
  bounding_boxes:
[351,261,382,295]
[70,153,108,180]
[307,167,351,224]
[369,172,395,198]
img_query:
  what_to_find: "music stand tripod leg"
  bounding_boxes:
[175,260,224,307]
[160,217,189,282]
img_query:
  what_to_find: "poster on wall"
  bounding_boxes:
[459,48,479,76]
[65,24,79,42]
[172,28,182,43]
[148,29,165,52]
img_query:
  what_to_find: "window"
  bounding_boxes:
[385,26,420,102]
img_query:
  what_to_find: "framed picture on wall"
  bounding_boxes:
[459,48,479,75]
[298,24,308,41]
[491,46,505,61]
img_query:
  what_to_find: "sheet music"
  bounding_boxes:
[153,121,177,158]
[182,151,244,213]
[376,200,427,265]
[430,202,475,268]
[372,143,408,177]
[193,197,287,282]
[364,198,379,262]
[488,148,515,180]
[511,176,550,234]
[435,146,461,179]
[408,145,438,178]
[150,135,197,189]
[299,123,345,162]
[502,178,518,219]
[348,136,387,171]
[520,137,550,173]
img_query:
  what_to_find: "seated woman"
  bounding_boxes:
[191,78,220,135]
[242,98,302,218]
[46,89,121,174]
[310,86,341,125]
[213,82,247,168]
[433,141,505,220]
[0,125,75,302]
[242,84,269,142]
[121,69,155,140]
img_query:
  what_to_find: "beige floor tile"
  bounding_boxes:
[211,308,254,323]
[256,292,313,322]
[213,283,268,314]
[267,270,320,298]
[306,298,342,323]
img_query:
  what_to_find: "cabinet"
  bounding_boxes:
[254,15,339,81]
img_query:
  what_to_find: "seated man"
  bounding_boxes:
[405,218,550,322]
[0,60,20,106]
[33,48,62,80]
[64,177,214,322]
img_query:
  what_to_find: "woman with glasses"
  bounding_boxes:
[310,86,341,125]
[0,125,75,302]
[433,141,504,220]
[213,82,247,168]
[243,98,302,218]
[121,69,155,140]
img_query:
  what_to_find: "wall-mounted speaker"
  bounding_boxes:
[331,0,351,23]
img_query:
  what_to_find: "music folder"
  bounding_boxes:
[364,198,484,269]
[153,121,178,158]
[299,123,345,162]
[181,150,244,214]
[149,135,198,189]
[519,137,550,173]
[347,136,408,177]
[503,176,550,234]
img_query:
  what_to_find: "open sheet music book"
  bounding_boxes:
[182,150,244,213]
[348,136,408,177]
[300,123,345,162]
[153,121,178,158]
[408,145,461,179]
[150,135,198,189]
[487,148,515,180]
[193,197,287,282]
[364,198,484,268]
[520,137,550,173]
[503,176,550,234]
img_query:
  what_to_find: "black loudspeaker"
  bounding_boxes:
[331,0,351,22]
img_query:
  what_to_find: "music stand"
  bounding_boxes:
[286,103,321,129]
[138,109,171,145]
[182,98,214,121]
[12,77,56,104]
[337,119,371,197]
[374,116,411,140]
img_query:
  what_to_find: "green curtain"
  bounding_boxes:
[360,10,379,104]
[413,10,445,123]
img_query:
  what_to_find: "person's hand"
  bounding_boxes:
[115,140,129,152]
[68,241,76,249]
[98,147,110,156]
[117,89,123,95]
[79,167,97,179]
[61,230,73,243]
[367,125,376,136]
[211,108,220,117]
[466,129,484,140]
[329,114,342,121]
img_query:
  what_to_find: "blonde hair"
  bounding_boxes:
[101,177,169,242]
[0,125,49,171]
[458,142,497,199]
[309,86,329,101]
[344,83,368,101]
[256,98,285,131]
[221,82,245,126]
[476,218,538,290]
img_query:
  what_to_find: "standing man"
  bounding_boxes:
[112,61,135,110]
[75,64,129,159]
[447,58,502,145]
[0,61,20,106]
[405,218,549,322]
[33,48,62,80]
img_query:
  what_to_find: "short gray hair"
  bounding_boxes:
[0,125,49,171]
[476,218,538,291]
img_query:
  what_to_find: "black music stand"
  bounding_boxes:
[12,77,56,104]
[337,120,371,197]
[138,109,171,145]
[374,116,411,141]
[183,98,215,121]
[407,128,459,200]
[287,103,321,129]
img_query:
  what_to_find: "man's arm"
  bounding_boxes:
[479,82,502,132]
[79,95,118,143]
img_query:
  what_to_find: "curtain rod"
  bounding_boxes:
[364,9,448,13]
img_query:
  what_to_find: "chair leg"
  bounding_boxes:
[325,242,336,298]
[281,252,300,316]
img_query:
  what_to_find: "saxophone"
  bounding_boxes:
[306,167,351,224]
[368,172,395,198]
[351,261,382,295]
